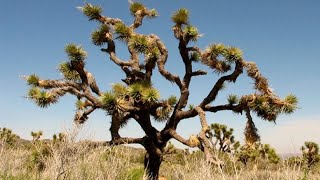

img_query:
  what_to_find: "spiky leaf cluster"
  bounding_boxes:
[227,94,239,105]
[154,104,172,122]
[114,22,132,42]
[183,25,199,42]
[27,74,40,86]
[301,141,320,167]
[147,9,158,18]
[52,133,66,144]
[31,131,43,141]
[167,96,178,106]
[75,100,85,110]
[112,83,127,98]
[128,35,149,53]
[206,43,227,59]
[0,127,19,146]
[27,87,60,108]
[237,143,279,165]
[80,3,102,21]
[58,62,80,81]
[259,144,280,164]
[129,2,145,16]
[224,47,243,62]
[142,88,160,103]
[281,94,298,114]
[171,8,189,25]
[92,24,110,46]
[65,44,87,62]
[100,91,116,111]
[189,52,201,62]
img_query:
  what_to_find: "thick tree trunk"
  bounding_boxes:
[144,152,162,180]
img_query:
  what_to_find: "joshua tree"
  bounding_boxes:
[31,131,43,142]
[237,143,280,166]
[0,127,19,147]
[209,123,240,153]
[301,141,320,168]
[24,2,298,179]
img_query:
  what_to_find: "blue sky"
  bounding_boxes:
[0,0,319,153]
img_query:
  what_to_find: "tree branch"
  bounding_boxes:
[200,60,244,107]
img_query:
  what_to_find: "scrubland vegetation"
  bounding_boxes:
[1,127,319,180]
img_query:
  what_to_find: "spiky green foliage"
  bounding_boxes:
[128,83,143,99]
[190,52,201,62]
[147,9,158,18]
[31,131,43,141]
[0,127,19,146]
[114,22,132,42]
[281,94,298,114]
[58,62,80,81]
[52,133,66,144]
[80,3,102,21]
[224,47,243,62]
[183,25,199,42]
[112,83,128,98]
[128,35,149,53]
[188,104,194,110]
[167,96,178,106]
[142,88,160,103]
[213,61,231,74]
[27,74,40,86]
[155,105,172,122]
[237,143,279,165]
[171,8,189,25]
[301,141,320,168]
[227,94,239,105]
[129,2,145,16]
[207,43,227,58]
[75,100,85,110]
[65,44,87,62]
[100,91,116,110]
[91,24,110,46]
[259,144,280,164]
[27,88,57,108]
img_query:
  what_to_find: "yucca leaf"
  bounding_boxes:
[100,91,116,108]
[207,43,226,58]
[129,2,145,16]
[281,94,298,114]
[167,95,177,106]
[183,25,199,42]
[114,22,131,41]
[128,35,149,53]
[65,44,87,62]
[190,52,201,62]
[213,61,231,74]
[171,8,189,25]
[112,83,127,98]
[147,9,158,18]
[142,88,160,102]
[76,100,85,110]
[224,47,243,62]
[27,74,40,86]
[128,83,143,99]
[228,94,239,105]
[58,62,80,81]
[91,24,110,46]
[80,3,102,21]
